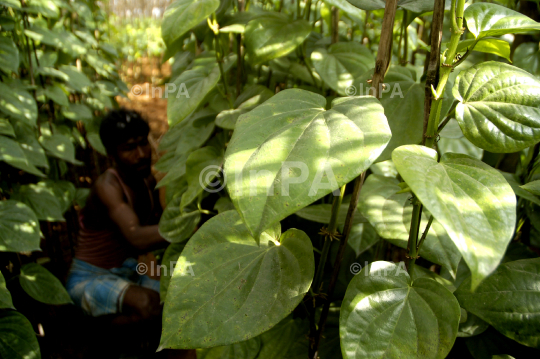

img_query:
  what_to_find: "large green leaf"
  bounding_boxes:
[500,172,540,206]
[62,103,93,122]
[0,272,14,309]
[456,38,511,62]
[0,136,44,176]
[160,242,187,302]
[161,0,220,46]
[167,59,224,127]
[197,337,261,359]
[41,180,75,213]
[224,89,391,239]
[0,82,37,127]
[181,146,224,209]
[358,174,461,277]
[346,0,435,13]
[19,263,72,305]
[295,195,368,225]
[216,85,274,130]
[311,42,374,96]
[453,62,540,153]
[159,195,201,243]
[392,145,516,289]
[24,25,86,57]
[521,180,540,196]
[465,3,540,40]
[340,261,460,359]
[513,42,540,76]
[0,118,14,137]
[159,109,216,153]
[0,311,41,359]
[455,258,540,348]
[12,121,48,169]
[159,210,314,349]
[244,13,311,65]
[0,200,40,252]
[438,120,483,160]
[13,183,65,222]
[0,36,19,74]
[39,125,83,165]
[323,0,364,25]
[59,65,92,93]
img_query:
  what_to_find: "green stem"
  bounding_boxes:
[311,184,346,294]
[407,198,422,279]
[416,215,433,253]
[425,0,466,149]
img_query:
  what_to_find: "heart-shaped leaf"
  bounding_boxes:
[25,25,86,57]
[453,62,540,153]
[244,13,311,65]
[62,103,93,122]
[392,145,516,289]
[12,183,64,222]
[161,0,220,46]
[159,195,201,243]
[160,109,216,153]
[0,272,13,310]
[0,136,44,177]
[323,0,364,25]
[39,124,83,165]
[0,311,41,359]
[340,261,460,359]
[457,311,489,338]
[0,200,40,253]
[455,258,540,348]
[19,263,72,305]
[513,42,540,76]
[159,210,314,349]
[358,174,461,277]
[216,85,274,130]
[12,121,48,170]
[465,3,540,40]
[59,65,92,93]
[311,42,374,96]
[0,82,37,127]
[224,89,391,239]
[0,37,19,74]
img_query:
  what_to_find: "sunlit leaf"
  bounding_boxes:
[0,311,41,359]
[19,263,73,305]
[0,200,40,253]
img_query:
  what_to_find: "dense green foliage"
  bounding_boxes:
[155,0,540,358]
[0,0,126,357]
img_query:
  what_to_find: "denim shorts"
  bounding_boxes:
[66,257,160,317]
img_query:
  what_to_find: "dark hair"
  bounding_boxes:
[99,109,150,156]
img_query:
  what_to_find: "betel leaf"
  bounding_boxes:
[159,210,314,349]
[39,125,83,165]
[0,135,44,177]
[41,180,75,213]
[456,38,511,62]
[13,183,65,222]
[0,36,19,74]
[214,197,235,213]
[24,25,86,57]
[155,152,190,189]
[521,180,540,196]
[244,13,311,65]
[197,336,261,359]
[19,263,73,305]
[453,62,540,153]
[392,145,516,289]
[167,56,229,127]
[500,171,540,206]
[159,195,201,243]
[346,0,435,13]
[465,2,540,40]
[216,85,274,130]
[12,121,48,170]
[62,103,93,122]
[59,65,92,93]
[161,0,220,46]
[0,311,41,359]
[340,261,460,359]
[295,196,367,226]
[40,84,69,107]
[0,82,37,127]
[311,42,375,96]
[323,0,364,25]
[0,118,14,137]
[159,109,216,153]
[513,42,540,76]
[224,89,391,239]
[455,258,540,348]
[358,174,461,278]
[181,146,224,209]
[457,311,489,338]
[0,272,14,309]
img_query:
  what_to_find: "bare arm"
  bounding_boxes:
[96,174,167,251]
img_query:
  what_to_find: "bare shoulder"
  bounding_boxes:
[94,170,124,205]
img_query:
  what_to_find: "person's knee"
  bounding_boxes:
[122,285,161,320]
